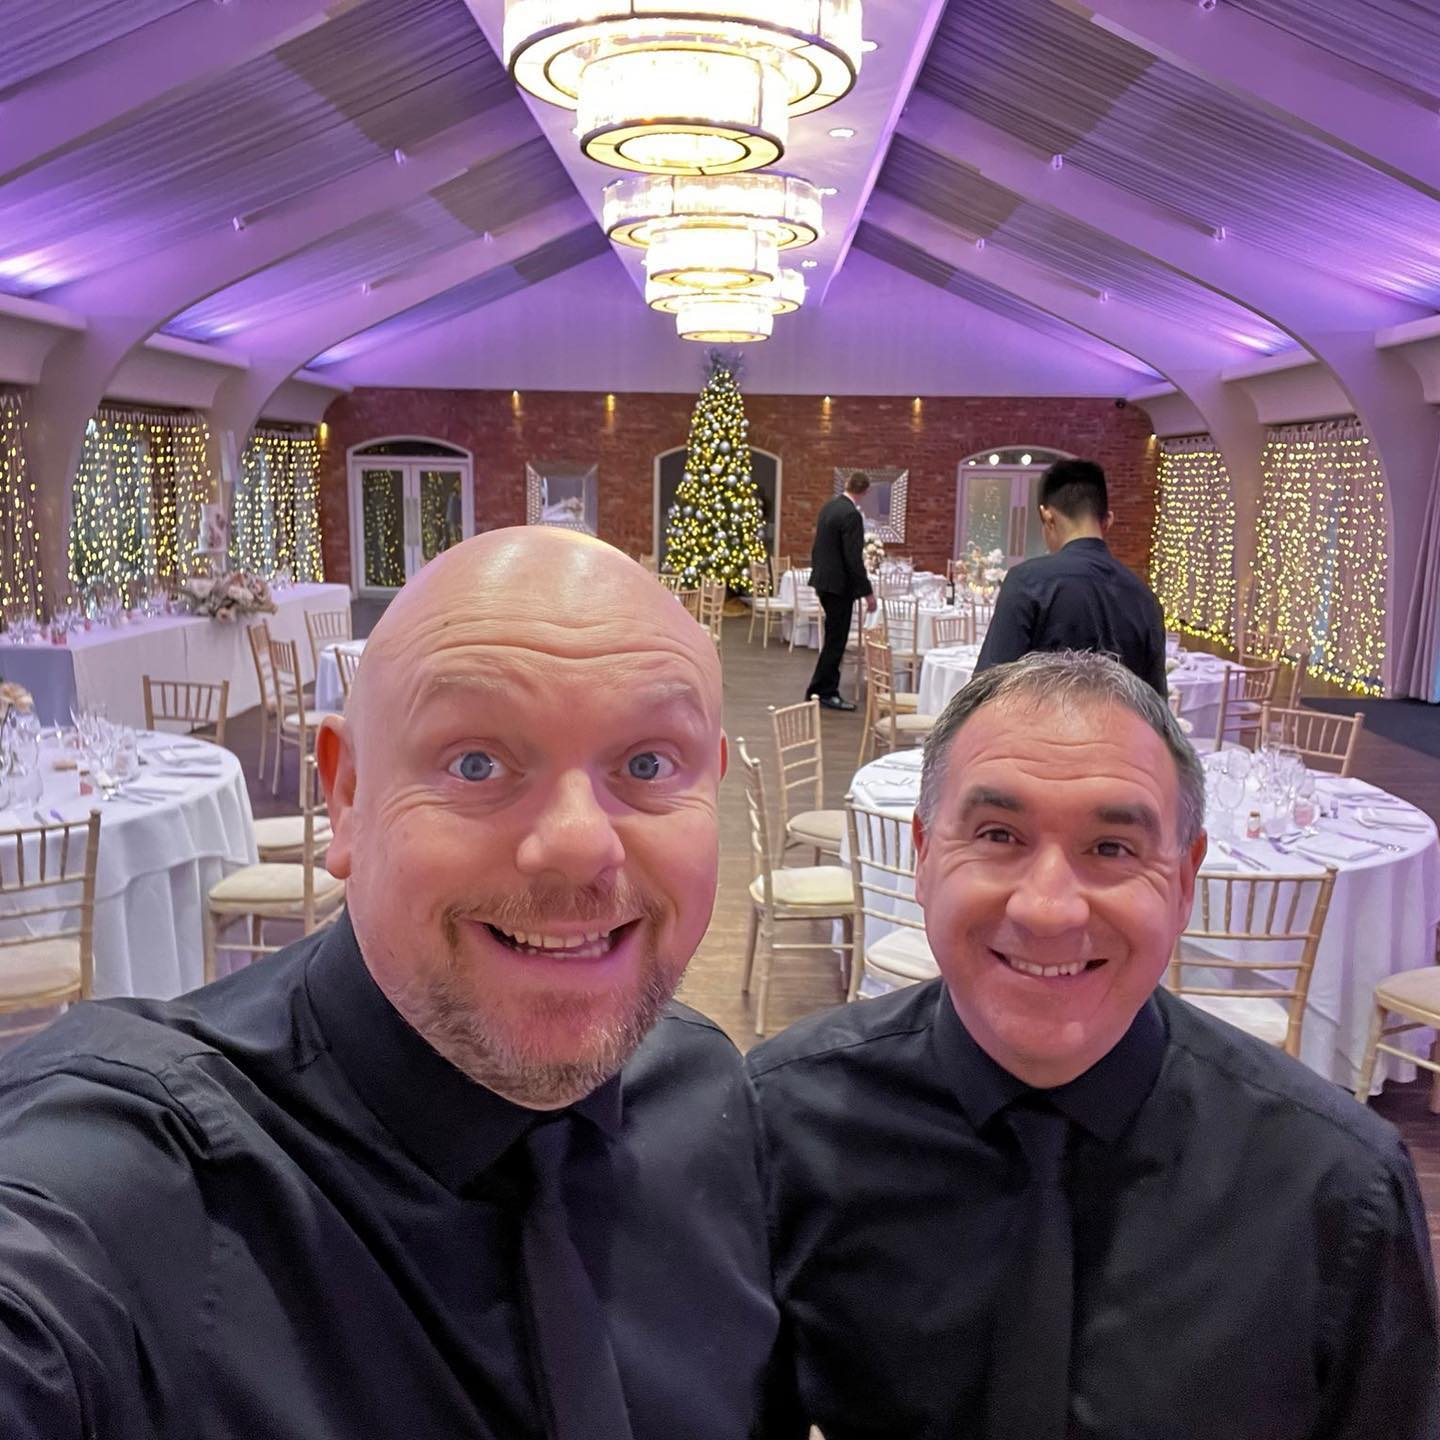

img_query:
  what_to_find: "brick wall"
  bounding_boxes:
[318,389,1158,584]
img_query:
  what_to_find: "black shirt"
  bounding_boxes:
[0,914,780,1438]
[975,535,1168,694]
[748,980,1439,1440]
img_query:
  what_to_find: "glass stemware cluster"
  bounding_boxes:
[67,704,139,787]
[0,704,42,808]
[1204,738,1319,840]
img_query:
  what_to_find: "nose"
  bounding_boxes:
[515,769,626,887]
[1003,841,1091,938]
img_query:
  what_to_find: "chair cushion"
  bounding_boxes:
[211,863,346,906]
[750,866,853,910]
[786,809,845,850]
[284,710,330,729]
[252,815,333,854]
[893,712,938,734]
[1373,965,1440,1022]
[0,937,82,1003]
[865,926,939,984]
[1182,993,1290,1049]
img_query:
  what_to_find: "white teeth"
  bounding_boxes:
[1007,956,1088,979]
[495,925,617,953]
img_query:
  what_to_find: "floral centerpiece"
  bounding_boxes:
[964,543,1009,592]
[0,681,34,721]
[863,537,887,574]
[180,571,277,623]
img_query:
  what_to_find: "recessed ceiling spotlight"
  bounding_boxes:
[828,126,856,139]
[988,453,1000,465]
[1020,453,1033,465]
[801,258,819,268]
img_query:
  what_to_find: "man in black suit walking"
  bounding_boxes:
[806,473,877,711]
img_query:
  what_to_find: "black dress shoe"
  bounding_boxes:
[817,693,857,711]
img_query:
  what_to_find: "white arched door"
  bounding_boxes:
[955,446,1072,563]
[348,437,474,596]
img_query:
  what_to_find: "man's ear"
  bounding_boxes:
[315,718,357,880]
[911,813,929,909]
[718,731,729,782]
[1101,509,1115,534]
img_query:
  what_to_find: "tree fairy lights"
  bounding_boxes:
[1254,419,1387,695]
[1148,436,1236,643]
[663,357,767,590]
[0,392,43,615]
[69,407,211,589]
[232,427,325,581]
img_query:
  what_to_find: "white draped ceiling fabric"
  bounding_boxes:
[0,0,1438,692]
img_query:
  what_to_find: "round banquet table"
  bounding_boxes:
[777,571,989,654]
[316,639,366,712]
[0,733,257,1000]
[844,752,1440,1092]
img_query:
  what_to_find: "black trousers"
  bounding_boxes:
[807,591,854,699]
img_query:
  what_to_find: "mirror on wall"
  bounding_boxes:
[833,466,908,544]
[527,461,598,535]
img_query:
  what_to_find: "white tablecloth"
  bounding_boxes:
[918,645,983,715]
[0,583,352,726]
[845,754,1440,1091]
[0,732,257,1000]
[777,571,987,656]
[316,640,366,713]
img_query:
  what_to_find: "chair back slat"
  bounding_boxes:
[769,701,824,827]
[845,801,924,932]
[335,647,362,701]
[736,739,775,904]
[1258,704,1364,777]
[142,677,229,747]
[930,611,975,648]
[304,609,352,670]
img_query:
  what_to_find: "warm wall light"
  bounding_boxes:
[605,393,616,411]
[318,422,329,445]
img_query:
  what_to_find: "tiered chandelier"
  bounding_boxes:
[503,1,863,175]
[604,173,820,341]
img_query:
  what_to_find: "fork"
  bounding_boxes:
[1331,826,1402,853]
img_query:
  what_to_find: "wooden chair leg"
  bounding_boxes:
[846,917,864,1003]
[741,905,759,994]
[1353,1004,1386,1102]
[753,916,775,1037]
[203,906,220,985]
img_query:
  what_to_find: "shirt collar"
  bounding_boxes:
[930,983,1166,1143]
[1060,536,1110,552]
[305,911,623,1192]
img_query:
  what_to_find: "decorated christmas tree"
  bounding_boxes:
[663,356,767,592]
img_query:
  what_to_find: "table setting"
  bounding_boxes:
[0,709,256,999]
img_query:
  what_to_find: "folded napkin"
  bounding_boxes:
[1291,832,1381,863]
[1356,808,1432,833]
[1198,852,1243,872]
[874,749,925,770]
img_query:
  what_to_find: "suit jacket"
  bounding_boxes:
[974,536,1168,695]
[809,495,873,600]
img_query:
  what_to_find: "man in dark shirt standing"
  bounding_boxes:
[805,472,877,711]
[750,652,1438,1440]
[0,529,781,1438]
[975,458,1168,695]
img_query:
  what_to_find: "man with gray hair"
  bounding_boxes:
[750,651,1438,1440]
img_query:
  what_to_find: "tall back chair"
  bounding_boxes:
[771,554,792,589]
[1167,868,1336,1057]
[736,738,854,1037]
[247,619,278,779]
[268,638,326,795]
[1258,705,1363,777]
[142,676,229,749]
[875,568,911,599]
[304,608,352,671]
[204,753,345,982]
[769,700,844,861]
[335,646,363,703]
[1213,662,1281,751]
[0,811,102,1038]
[788,576,821,652]
[881,596,921,688]
[658,572,686,594]
[845,801,937,1000]
[930,611,976,649]
[747,561,792,646]
[858,636,936,766]
[697,579,725,646]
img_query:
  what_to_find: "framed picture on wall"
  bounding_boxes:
[526,462,599,535]
[834,467,908,544]
[197,503,230,556]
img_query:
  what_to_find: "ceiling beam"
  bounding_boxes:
[24,102,543,598]
[1064,0,1440,202]
[0,0,340,184]
[898,92,1440,686]
[208,198,593,446]
[867,191,1268,583]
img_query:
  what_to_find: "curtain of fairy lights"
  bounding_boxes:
[1148,435,1236,643]
[232,427,324,581]
[69,406,211,589]
[0,391,43,614]
[1254,418,1388,695]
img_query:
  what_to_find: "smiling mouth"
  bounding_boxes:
[485,920,640,960]
[992,949,1107,980]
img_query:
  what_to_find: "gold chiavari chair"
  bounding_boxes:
[930,611,976,649]
[268,638,328,796]
[1258,705,1363,777]
[335,646,362,703]
[846,800,938,1001]
[737,739,854,1038]
[247,620,280,781]
[658,572,686,594]
[881,596,922,690]
[697,579,725,647]
[747,560,792,647]
[0,812,102,1040]
[142,677,229,749]
[1213,662,1281,752]
[858,636,937,767]
[1355,952,1440,1112]
[304,608,352,672]
[769,700,844,862]
[1167,867,1336,1057]
[789,573,821,653]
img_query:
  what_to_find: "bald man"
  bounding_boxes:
[0,531,783,1439]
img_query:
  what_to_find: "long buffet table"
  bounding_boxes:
[0,583,351,726]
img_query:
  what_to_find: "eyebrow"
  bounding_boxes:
[957,788,1162,839]
[413,672,711,727]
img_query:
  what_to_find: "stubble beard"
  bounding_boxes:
[387,885,681,1108]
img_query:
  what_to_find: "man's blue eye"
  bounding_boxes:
[450,752,497,782]
[627,752,670,781]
